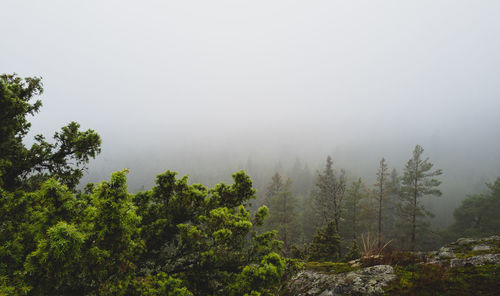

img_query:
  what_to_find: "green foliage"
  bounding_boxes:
[344,240,361,262]
[81,170,143,294]
[0,75,114,293]
[0,74,101,191]
[0,166,294,295]
[129,273,193,296]
[290,243,308,260]
[24,222,85,295]
[450,177,500,238]
[133,170,291,295]
[0,74,43,184]
[12,73,499,295]
[0,177,81,290]
[229,252,287,296]
[308,220,341,262]
[262,173,301,256]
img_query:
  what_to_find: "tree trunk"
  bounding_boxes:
[411,167,418,251]
[378,193,382,249]
[334,216,342,258]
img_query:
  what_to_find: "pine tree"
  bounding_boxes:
[400,145,442,250]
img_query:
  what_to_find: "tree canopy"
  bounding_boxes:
[0,74,101,191]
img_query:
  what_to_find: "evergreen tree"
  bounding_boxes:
[264,175,301,255]
[358,188,378,238]
[374,158,389,248]
[312,156,346,233]
[450,177,500,238]
[344,240,361,261]
[342,178,366,242]
[134,170,291,295]
[2,169,292,295]
[264,172,285,205]
[400,145,442,250]
[0,76,293,295]
[0,74,101,191]
[82,170,143,294]
[300,193,316,243]
[308,220,340,262]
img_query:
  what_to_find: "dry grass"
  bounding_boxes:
[360,232,393,257]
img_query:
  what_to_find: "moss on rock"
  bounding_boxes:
[384,264,500,296]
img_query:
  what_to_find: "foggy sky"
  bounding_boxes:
[2,1,500,224]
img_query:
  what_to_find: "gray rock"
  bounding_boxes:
[472,244,492,252]
[286,265,396,296]
[483,235,500,242]
[437,247,455,259]
[450,253,500,268]
[456,238,475,246]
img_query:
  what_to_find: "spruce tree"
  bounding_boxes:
[312,156,346,233]
[374,158,389,248]
[344,240,362,261]
[308,220,340,261]
[264,173,301,255]
[342,178,366,242]
[265,172,285,205]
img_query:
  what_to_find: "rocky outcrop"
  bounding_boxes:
[285,265,396,296]
[285,235,500,296]
[450,253,500,268]
[426,235,500,267]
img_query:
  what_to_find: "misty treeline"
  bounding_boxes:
[1,74,499,295]
[259,147,444,257]
[256,140,500,259]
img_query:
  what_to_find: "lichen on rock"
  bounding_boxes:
[284,265,396,296]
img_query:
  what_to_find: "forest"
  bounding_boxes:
[1,74,498,295]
